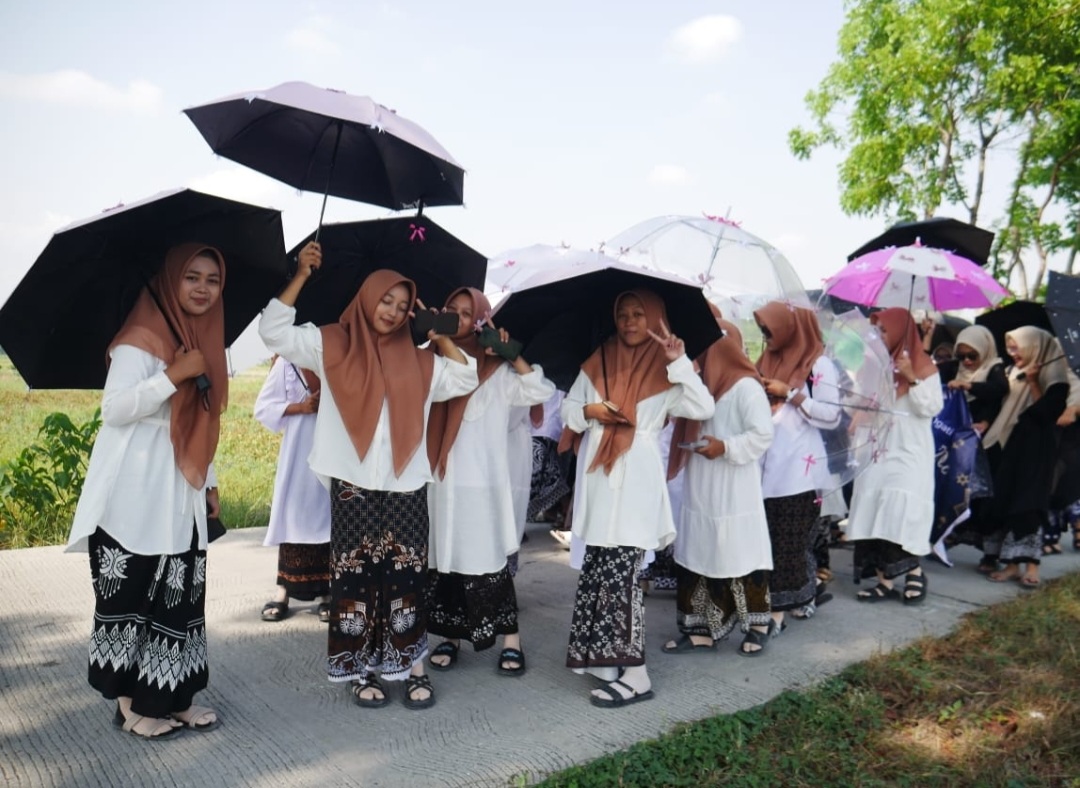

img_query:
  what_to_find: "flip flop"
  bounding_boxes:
[497,647,527,677]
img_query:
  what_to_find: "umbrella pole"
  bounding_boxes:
[907,273,915,314]
[314,122,344,242]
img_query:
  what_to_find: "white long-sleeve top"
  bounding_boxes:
[676,377,775,578]
[561,354,715,552]
[428,365,556,575]
[507,403,534,541]
[759,355,842,499]
[254,357,331,546]
[846,373,944,556]
[259,298,478,493]
[67,345,217,555]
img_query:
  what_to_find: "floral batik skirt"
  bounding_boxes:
[566,546,646,672]
[276,541,331,600]
[427,566,519,651]
[675,564,771,640]
[326,481,430,684]
[87,527,208,718]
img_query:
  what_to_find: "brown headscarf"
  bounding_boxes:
[558,289,674,474]
[754,302,825,390]
[982,326,1070,449]
[321,269,435,477]
[427,287,503,479]
[668,315,761,479]
[870,307,937,398]
[109,243,228,490]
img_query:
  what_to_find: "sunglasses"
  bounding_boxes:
[955,351,980,362]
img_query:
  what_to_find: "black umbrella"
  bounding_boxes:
[1047,271,1080,374]
[848,217,995,266]
[288,216,486,328]
[183,81,465,229]
[974,300,1055,361]
[490,259,723,391]
[0,188,287,389]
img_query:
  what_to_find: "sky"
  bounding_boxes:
[0,1,915,373]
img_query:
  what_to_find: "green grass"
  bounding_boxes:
[0,354,279,546]
[530,573,1080,787]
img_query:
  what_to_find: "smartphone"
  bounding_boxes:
[677,439,709,450]
[413,311,460,336]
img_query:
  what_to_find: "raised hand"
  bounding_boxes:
[297,241,322,277]
[646,319,685,361]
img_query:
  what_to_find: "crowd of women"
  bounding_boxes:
[65,238,1080,737]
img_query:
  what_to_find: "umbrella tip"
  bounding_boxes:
[914,237,923,247]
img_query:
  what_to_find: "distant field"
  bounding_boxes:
[0,354,280,545]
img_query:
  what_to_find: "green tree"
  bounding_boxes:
[789,0,1080,297]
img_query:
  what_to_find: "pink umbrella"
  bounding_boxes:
[824,242,1009,311]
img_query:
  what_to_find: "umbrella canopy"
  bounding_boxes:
[289,216,486,328]
[974,300,1055,362]
[825,243,1009,311]
[490,257,722,390]
[183,81,465,213]
[1046,271,1080,374]
[485,244,616,295]
[0,189,287,390]
[848,217,995,266]
[607,215,810,321]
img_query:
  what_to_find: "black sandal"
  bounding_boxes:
[429,640,459,671]
[856,582,901,603]
[260,601,289,622]
[351,676,390,709]
[317,602,331,623]
[403,674,436,710]
[902,572,928,606]
[737,621,775,657]
[497,647,527,677]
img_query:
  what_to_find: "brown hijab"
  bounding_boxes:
[321,269,435,477]
[427,287,503,479]
[558,289,674,474]
[754,302,825,389]
[109,243,227,490]
[668,315,761,479]
[871,307,937,398]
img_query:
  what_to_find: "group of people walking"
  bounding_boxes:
[65,238,1080,737]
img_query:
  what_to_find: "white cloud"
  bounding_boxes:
[187,168,288,208]
[648,165,690,185]
[667,15,743,64]
[0,70,162,113]
[285,17,341,56]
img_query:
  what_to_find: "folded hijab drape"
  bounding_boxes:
[754,302,825,390]
[871,307,937,399]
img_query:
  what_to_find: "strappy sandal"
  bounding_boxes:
[902,572,928,605]
[351,676,390,709]
[661,634,716,654]
[429,640,459,671]
[112,704,182,740]
[260,601,289,622]
[403,674,436,710]
[590,679,654,708]
[737,621,775,657]
[856,582,902,603]
[497,647,527,677]
[169,705,219,731]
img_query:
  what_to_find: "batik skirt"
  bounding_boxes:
[326,481,430,684]
[276,541,331,600]
[427,566,518,651]
[528,437,573,521]
[87,527,208,718]
[764,491,819,612]
[675,564,771,640]
[566,546,646,671]
[853,538,920,582]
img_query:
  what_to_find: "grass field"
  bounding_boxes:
[0,354,279,547]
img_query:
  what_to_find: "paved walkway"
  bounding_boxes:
[2,524,1078,788]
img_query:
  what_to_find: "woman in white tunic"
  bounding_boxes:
[664,317,776,656]
[559,290,714,707]
[848,308,943,604]
[259,243,478,711]
[426,288,555,676]
[254,356,331,622]
[69,244,226,738]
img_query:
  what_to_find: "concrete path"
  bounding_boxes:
[2,524,1078,788]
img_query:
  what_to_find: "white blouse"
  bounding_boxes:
[254,357,331,546]
[561,354,715,552]
[259,299,478,493]
[68,345,218,555]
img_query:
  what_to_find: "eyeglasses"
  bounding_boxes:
[955,352,979,362]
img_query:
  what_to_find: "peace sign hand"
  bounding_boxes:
[646,319,685,361]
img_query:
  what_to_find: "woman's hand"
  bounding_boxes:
[584,402,631,425]
[694,435,726,460]
[647,319,685,361]
[166,348,207,385]
[1058,406,1078,428]
[896,350,917,384]
[947,379,971,391]
[300,390,320,414]
[972,420,989,435]
[297,241,322,278]
[206,487,221,518]
[761,377,791,400]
